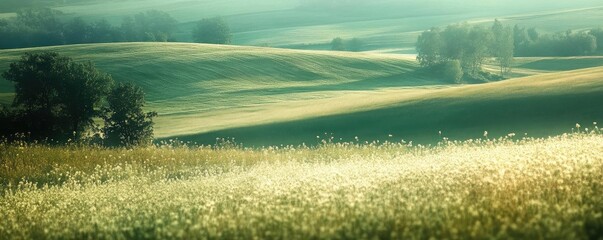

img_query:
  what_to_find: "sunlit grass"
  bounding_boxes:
[2,43,603,146]
[1,130,602,239]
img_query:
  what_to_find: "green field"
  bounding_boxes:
[2,1,603,239]
[2,43,603,146]
[0,43,429,141]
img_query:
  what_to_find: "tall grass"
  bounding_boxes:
[0,132,602,239]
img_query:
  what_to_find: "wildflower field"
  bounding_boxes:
[1,132,602,239]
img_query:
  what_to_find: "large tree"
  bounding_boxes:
[192,17,231,44]
[1,52,113,141]
[331,37,345,51]
[491,20,514,77]
[103,83,157,147]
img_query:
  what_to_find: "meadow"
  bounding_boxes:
[1,1,603,238]
[1,130,602,239]
[2,43,603,146]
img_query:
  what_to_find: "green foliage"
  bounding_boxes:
[0,9,178,49]
[329,37,364,52]
[0,52,155,147]
[590,28,603,53]
[192,17,231,44]
[132,10,178,42]
[1,52,113,142]
[347,38,364,52]
[0,8,65,48]
[331,37,345,51]
[461,26,493,76]
[515,26,600,57]
[439,60,463,83]
[416,22,502,79]
[103,83,157,147]
[491,20,514,77]
[416,28,442,67]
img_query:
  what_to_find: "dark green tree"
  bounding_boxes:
[103,83,157,147]
[331,37,345,51]
[416,27,442,67]
[568,32,597,56]
[192,17,231,44]
[1,52,113,141]
[64,17,91,44]
[89,19,119,43]
[133,10,178,42]
[347,38,364,52]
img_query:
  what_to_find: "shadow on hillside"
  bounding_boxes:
[227,69,447,96]
[159,90,603,147]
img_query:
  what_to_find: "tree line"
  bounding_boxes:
[416,20,603,82]
[331,37,364,52]
[514,26,602,56]
[0,8,232,49]
[0,52,156,147]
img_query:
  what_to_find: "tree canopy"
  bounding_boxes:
[192,17,231,44]
[2,52,113,141]
[1,52,156,147]
[0,9,178,49]
[103,83,157,147]
[491,19,514,76]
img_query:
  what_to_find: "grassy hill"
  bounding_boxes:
[0,42,433,138]
[172,66,603,146]
[2,43,603,146]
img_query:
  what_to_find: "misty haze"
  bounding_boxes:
[1,0,602,239]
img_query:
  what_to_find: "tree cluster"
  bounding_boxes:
[0,8,234,49]
[416,20,513,82]
[0,52,156,147]
[331,37,365,52]
[0,9,178,49]
[514,26,600,56]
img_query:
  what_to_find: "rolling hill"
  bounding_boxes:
[174,66,603,146]
[1,42,603,146]
[0,42,433,138]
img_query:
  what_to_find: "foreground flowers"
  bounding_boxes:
[0,133,602,239]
